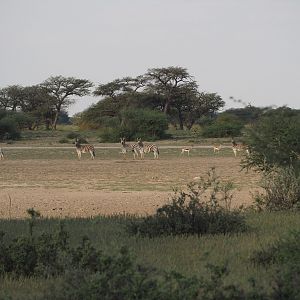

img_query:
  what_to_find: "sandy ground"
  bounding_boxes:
[0,155,260,219]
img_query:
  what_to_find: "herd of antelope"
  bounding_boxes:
[0,138,249,161]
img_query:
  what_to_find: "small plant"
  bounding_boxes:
[127,168,247,237]
[27,208,41,237]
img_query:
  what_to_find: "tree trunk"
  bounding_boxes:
[163,97,171,114]
[178,110,184,130]
[53,110,60,130]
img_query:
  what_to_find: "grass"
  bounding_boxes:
[2,147,236,160]
[0,211,299,298]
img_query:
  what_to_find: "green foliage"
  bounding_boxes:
[98,108,168,142]
[58,138,69,144]
[0,115,20,140]
[43,259,267,300]
[243,107,300,173]
[251,230,300,300]
[65,132,80,139]
[252,167,300,211]
[128,168,247,237]
[201,114,244,138]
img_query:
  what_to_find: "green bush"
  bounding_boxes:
[98,127,125,143]
[65,132,80,139]
[252,167,300,211]
[0,117,20,140]
[201,114,244,138]
[58,138,69,144]
[127,168,247,237]
[251,230,300,300]
[243,108,300,173]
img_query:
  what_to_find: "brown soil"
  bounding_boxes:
[0,156,260,219]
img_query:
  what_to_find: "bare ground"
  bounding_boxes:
[0,156,260,218]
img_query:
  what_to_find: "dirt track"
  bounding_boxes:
[0,155,260,219]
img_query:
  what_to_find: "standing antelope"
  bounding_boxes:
[120,138,143,159]
[213,144,222,154]
[144,143,160,159]
[181,147,192,156]
[231,139,249,157]
[0,148,4,160]
[75,138,95,160]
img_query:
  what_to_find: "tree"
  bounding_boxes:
[93,76,146,100]
[41,76,93,129]
[145,67,197,114]
[182,92,225,130]
[0,85,24,111]
[19,85,56,130]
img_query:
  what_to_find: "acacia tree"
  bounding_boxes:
[41,76,93,129]
[182,92,225,130]
[20,85,56,130]
[145,67,197,114]
[0,85,24,111]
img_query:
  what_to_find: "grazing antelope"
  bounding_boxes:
[75,138,95,160]
[231,139,250,157]
[213,144,222,154]
[144,143,160,159]
[0,148,4,160]
[181,147,192,156]
[120,138,143,159]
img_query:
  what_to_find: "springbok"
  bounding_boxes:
[181,147,192,156]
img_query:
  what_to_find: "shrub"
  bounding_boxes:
[98,127,125,143]
[43,260,267,300]
[127,168,247,237]
[58,138,69,144]
[251,230,300,300]
[201,114,244,138]
[0,117,20,140]
[252,167,300,211]
[65,132,80,139]
[242,108,300,173]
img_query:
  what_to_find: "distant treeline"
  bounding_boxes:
[1,66,299,141]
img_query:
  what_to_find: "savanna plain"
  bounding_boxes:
[0,134,299,298]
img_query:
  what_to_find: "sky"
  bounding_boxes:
[1,0,299,116]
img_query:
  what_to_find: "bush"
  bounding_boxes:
[127,168,247,237]
[98,127,125,143]
[201,114,244,138]
[0,117,20,140]
[58,138,69,144]
[252,167,300,211]
[242,108,300,173]
[251,230,300,300]
[65,132,80,139]
[43,260,268,300]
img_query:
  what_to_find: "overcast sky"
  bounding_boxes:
[1,0,299,115]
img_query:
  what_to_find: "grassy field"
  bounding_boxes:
[0,130,298,298]
[0,212,300,298]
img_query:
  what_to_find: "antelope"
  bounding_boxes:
[231,139,250,157]
[0,148,4,160]
[75,138,95,160]
[181,147,192,156]
[213,144,222,154]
